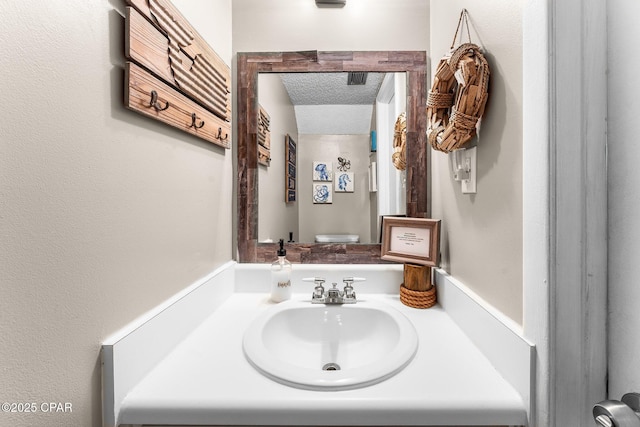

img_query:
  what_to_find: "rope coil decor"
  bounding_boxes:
[392,112,407,170]
[400,284,437,309]
[427,9,490,153]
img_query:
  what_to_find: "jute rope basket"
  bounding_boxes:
[427,10,490,153]
[400,284,437,309]
[392,112,407,170]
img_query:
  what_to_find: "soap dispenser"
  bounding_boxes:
[270,239,292,302]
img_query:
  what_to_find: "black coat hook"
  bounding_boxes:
[149,90,169,111]
[216,127,228,141]
[190,113,205,128]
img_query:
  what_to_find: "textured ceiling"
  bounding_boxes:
[280,72,385,105]
[280,72,385,134]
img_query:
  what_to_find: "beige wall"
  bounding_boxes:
[430,2,523,323]
[298,134,372,243]
[232,0,429,245]
[232,0,429,54]
[0,1,232,426]
[257,74,299,243]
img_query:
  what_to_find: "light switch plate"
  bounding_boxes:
[461,146,477,194]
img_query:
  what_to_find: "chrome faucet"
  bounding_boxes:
[304,277,364,304]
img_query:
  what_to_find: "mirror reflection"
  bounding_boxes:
[257,72,407,245]
[237,50,428,264]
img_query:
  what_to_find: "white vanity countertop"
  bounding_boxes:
[118,292,527,426]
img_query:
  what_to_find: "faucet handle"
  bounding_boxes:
[343,285,356,300]
[303,277,325,299]
[342,277,363,300]
[343,277,366,284]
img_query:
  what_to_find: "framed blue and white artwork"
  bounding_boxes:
[312,161,333,181]
[335,172,354,192]
[312,183,333,204]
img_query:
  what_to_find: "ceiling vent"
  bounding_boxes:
[347,72,368,85]
[316,0,346,6]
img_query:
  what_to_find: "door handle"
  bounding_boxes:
[622,393,640,413]
[595,413,614,427]
[594,400,640,427]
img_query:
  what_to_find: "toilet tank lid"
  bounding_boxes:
[314,234,360,243]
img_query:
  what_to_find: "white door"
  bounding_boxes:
[607,0,640,403]
[375,72,406,240]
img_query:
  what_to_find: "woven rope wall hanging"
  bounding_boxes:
[427,9,490,153]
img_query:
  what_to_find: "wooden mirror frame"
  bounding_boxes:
[237,50,429,263]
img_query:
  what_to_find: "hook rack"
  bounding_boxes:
[190,113,205,129]
[149,90,169,111]
[216,127,228,141]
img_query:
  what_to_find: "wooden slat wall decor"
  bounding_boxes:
[257,145,271,167]
[125,62,230,147]
[237,50,428,264]
[124,0,231,148]
[257,105,271,166]
[285,134,296,203]
[258,105,271,149]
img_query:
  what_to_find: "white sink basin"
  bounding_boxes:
[242,299,418,390]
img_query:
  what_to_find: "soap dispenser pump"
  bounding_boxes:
[270,239,292,302]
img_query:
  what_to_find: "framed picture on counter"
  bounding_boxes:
[381,217,441,266]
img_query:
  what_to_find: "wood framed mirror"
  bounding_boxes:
[237,50,429,263]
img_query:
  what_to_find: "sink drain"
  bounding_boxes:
[322,362,341,371]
